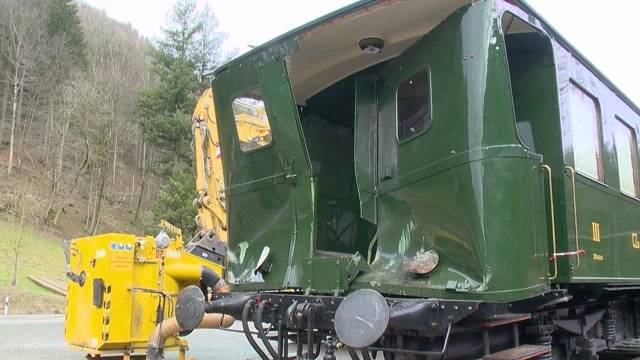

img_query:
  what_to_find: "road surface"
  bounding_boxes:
[0,314,349,359]
[0,315,265,359]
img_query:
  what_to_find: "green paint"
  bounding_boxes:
[213,0,640,303]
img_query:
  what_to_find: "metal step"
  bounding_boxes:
[483,344,551,360]
[469,313,532,328]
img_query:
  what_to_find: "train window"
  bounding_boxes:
[614,117,639,197]
[232,87,273,152]
[397,70,431,141]
[569,82,603,181]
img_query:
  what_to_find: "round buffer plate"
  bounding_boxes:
[334,288,389,348]
[176,285,206,331]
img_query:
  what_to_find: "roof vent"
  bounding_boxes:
[358,37,384,54]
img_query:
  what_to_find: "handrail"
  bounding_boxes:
[541,164,558,280]
[565,166,583,269]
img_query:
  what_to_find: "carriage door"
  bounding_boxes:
[354,66,432,223]
[354,46,437,263]
[502,12,568,278]
[213,58,314,290]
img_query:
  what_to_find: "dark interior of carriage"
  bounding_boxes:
[298,74,378,256]
[502,13,561,162]
[296,12,561,258]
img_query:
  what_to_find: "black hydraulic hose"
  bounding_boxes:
[255,300,278,359]
[243,299,269,360]
[205,293,254,318]
[66,271,85,286]
[347,348,361,360]
[199,266,220,300]
[361,350,372,360]
[276,324,285,359]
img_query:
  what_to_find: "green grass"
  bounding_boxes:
[0,221,67,313]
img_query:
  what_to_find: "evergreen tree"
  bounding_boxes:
[138,0,224,169]
[46,0,87,67]
[151,164,198,237]
[137,0,225,237]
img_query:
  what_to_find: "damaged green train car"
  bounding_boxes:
[178,0,640,358]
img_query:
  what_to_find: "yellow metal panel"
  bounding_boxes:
[65,232,223,356]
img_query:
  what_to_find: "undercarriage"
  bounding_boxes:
[173,286,640,359]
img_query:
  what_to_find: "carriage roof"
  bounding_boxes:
[215,0,639,114]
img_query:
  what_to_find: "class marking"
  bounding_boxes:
[592,222,600,242]
[633,232,640,250]
[592,253,604,261]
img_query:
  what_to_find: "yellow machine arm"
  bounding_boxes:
[191,89,228,242]
[190,88,271,244]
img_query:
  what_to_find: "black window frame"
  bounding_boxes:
[613,115,640,198]
[230,85,274,153]
[395,68,433,143]
[567,80,605,183]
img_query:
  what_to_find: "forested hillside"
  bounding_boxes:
[0,0,228,312]
[0,0,226,238]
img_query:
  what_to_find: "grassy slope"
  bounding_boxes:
[0,145,154,314]
[0,222,67,314]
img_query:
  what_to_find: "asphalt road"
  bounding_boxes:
[0,314,256,359]
[0,315,348,359]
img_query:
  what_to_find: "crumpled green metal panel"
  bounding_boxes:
[350,1,549,301]
[354,76,378,225]
[214,58,314,291]
[216,0,551,301]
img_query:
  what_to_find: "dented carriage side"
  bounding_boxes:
[214,0,551,302]
[191,0,640,358]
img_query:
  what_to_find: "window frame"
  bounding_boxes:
[395,67,433,144]
[230,85,274,154]
[613,115,640,198]
[568,80,605,183]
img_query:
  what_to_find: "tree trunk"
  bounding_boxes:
[44,115,70,223]
[0,85,8,145]
[86,169,94,230]
[14,84,24,168]
[112,128,118,185]
[89,168,106,235]
[133,142,146,222]
[130,174,135,205]
[8,69,21,174]
[11,252,18,286]
[56,116,70,180]
[53,130,89,226]
[44,104,54,170]
[18,94,36,167]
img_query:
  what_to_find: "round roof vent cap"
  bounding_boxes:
[358,37,384,55]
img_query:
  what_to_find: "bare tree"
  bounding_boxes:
[5,192,26,287]
[1,1,43,174]
[0,0,172,238]
[2,190,27,316]
[0,85,7,144]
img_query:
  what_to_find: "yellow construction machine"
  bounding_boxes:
[63,88,270,359]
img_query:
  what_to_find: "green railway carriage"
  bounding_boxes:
[180,0,640,358]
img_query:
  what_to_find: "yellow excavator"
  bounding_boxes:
[63,88,270,359]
